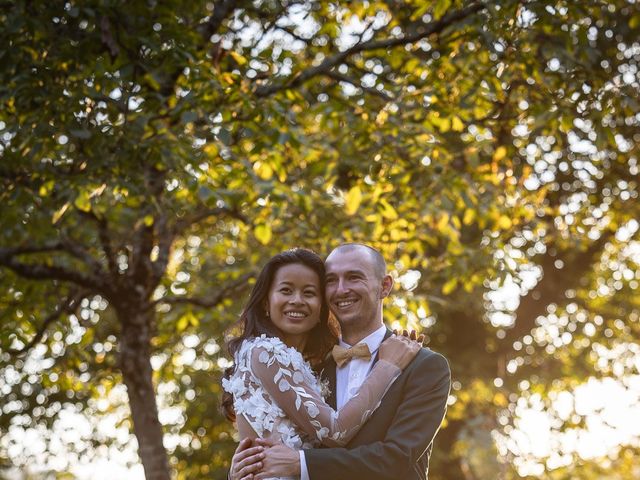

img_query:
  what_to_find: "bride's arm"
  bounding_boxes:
[251,344,402,447]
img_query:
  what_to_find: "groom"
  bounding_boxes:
[230,243,451,480]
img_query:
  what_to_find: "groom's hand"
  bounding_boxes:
[230,438,265,480]
[254,439,300,479]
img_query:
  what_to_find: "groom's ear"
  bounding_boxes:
[379,274,394,299]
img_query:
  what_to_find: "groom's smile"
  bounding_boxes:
[336,299,358,309]
[324,246,389,337]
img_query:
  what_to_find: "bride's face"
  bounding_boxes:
[266,263,321,350]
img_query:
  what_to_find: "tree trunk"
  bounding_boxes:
[118,306,171,480]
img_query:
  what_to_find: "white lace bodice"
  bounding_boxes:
[222,334,401,452]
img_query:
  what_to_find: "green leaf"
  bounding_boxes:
[433,0,452,20]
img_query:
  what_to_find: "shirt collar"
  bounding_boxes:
[339,325,387,353]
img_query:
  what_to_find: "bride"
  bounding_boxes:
[222,248,420,477]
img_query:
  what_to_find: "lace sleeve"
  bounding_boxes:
[251,346,401,447]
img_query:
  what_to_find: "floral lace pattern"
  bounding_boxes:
[223,335,319,449]
[223,334,401,451]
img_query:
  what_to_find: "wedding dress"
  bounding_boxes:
[223,334,401,478]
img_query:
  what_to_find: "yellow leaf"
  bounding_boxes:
[230,51,247,66]
[254,224,272,245]
[286,89,300,101]
[436,213,449,231]
[493,146,507,162]
[253,161,273,180]
[493,392,508,407]
[451,116,464,132]
[74,191,91,212]
[345,186,362,216]
[463,208,476,225]
[177,312,198,332]
[144,215,154,226]
[447,242,464,255]
[497,215,512,230]
[52,202,70,224]
[376,110,388,126]
[379,199,398,220]
[204,143,219,157]
[39,180,55,197]
[221,72,235,85]
[442,278,457,295]
[274,162,288,183]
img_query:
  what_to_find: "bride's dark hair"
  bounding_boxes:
[221,248,339,421]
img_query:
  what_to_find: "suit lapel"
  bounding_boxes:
[348,328,399,446]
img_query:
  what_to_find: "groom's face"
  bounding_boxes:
[324,247,384,332]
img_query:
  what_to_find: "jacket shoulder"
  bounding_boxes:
[415,347,450,372]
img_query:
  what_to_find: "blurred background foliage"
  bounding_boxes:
[1,0,639,479]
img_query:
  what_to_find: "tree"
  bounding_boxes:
[1,1,638,479]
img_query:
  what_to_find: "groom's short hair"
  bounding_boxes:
[330,243,387,279]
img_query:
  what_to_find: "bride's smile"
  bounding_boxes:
[267,263,321,350]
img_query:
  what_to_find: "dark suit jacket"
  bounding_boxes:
[305,330,451,480]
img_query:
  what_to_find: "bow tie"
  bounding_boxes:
[332,343,372,368]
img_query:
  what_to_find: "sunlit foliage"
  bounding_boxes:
[1,1,638,479]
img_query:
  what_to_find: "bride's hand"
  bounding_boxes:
[378,330,423,369]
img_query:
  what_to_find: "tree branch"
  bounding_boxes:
[156,272,254,308]
[6,289,87,357]
[0,239,104,275]
[173,206,248,235]
[78,210,119,275]
[0,242,65,256]
[60,235,107,276]
[150,212,173,286]
[275,25,314,46]
[255,1,486,97]
[198,0,241,40]
[326,71,394,101]
[0,247,104,290]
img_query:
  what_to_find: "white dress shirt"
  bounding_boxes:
[300,325,388,480]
